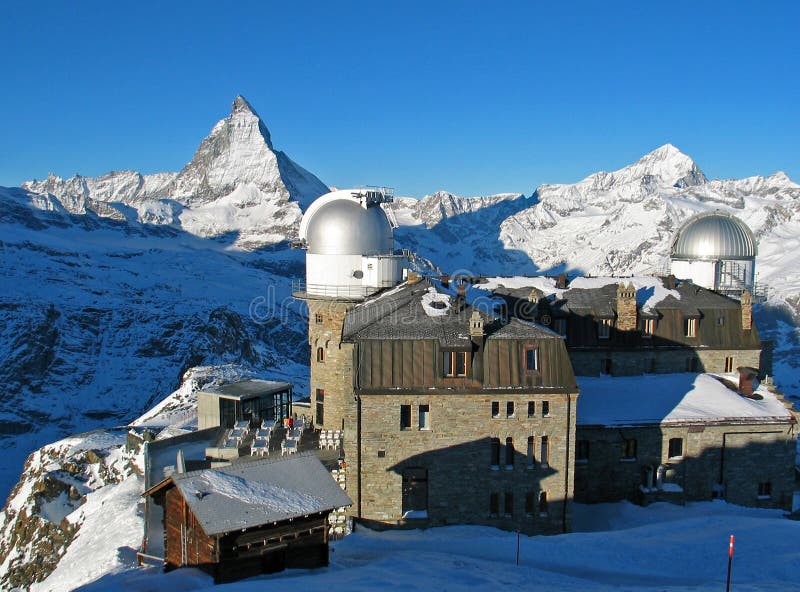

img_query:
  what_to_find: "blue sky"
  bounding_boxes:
[1,1,797,197]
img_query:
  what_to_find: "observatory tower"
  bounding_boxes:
[670,211,757,297]
[294,188,406,430]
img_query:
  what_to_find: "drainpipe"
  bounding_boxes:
[563,393,573,533]
[357,394,362,519]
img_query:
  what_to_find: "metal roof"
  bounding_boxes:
[304,196,394,256]
[670,212,757,260]
[344,279,559,345]
[170,453,351,536]
[204,379,292,399]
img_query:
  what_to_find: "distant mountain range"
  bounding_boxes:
[1,95,799,589]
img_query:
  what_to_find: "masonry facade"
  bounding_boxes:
[297,275,797,533]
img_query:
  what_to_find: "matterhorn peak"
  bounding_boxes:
[168,96,328,206]
[232,94,258,116]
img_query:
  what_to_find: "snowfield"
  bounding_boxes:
[72,499,800,592]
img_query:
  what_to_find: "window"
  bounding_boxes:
[576,439,589,462]
[491,401,500,418]
[316,347,325,363]
[489,493,499,517]
[506,401,515,418]
[668,437,683,459]
[553,318,567,338]
[527,436,535,468]
[527,401,535,418]
[538,491,548,516]
[524,347,539,372]
[400,405,412,430]
[418,404,430,430]
[622,438,637,460]
[504,492,514,517]
[443,351,468,377]
[541,436,549,467]
[685,317,697,338]
[757,482,772,499]
[642,318,655,338]
[598,318,613,339]
[505,437,514,468]
[315,389,324,425]
[525,491,535,516]
[542,401,550,417]
[717,315,725,326]
[603,358,613,375]
[725,356,735,373]
[490,438,500,467]
[314,313,323,324]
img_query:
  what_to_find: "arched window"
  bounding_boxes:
[316,347,325,363]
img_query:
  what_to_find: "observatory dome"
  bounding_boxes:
[305,195,393,256]
[671,212,757,261]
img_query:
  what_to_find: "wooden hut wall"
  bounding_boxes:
[164,487,217,570]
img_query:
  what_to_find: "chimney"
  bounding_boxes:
[176,449,186,474]
[556,274,569,289]
[737,366,758,397]
[456,281,467,311]
[616,282,638,332]
[663,275,677,290]
[469,310,484,344]
[740,290,753,331]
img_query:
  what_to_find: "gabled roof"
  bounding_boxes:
[145,453,351,536]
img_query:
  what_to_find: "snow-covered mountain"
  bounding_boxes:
[22,95,329,249]
[3,96,800,589]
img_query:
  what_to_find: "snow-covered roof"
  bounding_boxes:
[203,379,292,399]
[162,453,351,536]
[479,275,682,312]
[577,373,793,427]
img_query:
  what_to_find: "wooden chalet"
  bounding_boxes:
[143,453,351,584]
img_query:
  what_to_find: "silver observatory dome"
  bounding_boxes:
[671,212,757,261]
[305,198,394,256]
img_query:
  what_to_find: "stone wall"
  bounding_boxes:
[307,299,356,432]
[569,348,761,377]
[575,414,797,509]
[357,391,579,534]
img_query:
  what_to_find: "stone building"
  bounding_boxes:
[488,276,762,377]
[574,372,796,508]
[293,189,797,535]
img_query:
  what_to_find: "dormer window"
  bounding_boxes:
[598,318,613,339]
[523,347,539,372]
[642,318,655,338]
[443,351,468,377]
[684,318,697,338]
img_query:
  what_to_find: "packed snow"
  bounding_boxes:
[420,286,452,317]
[577,373,793,426]
[479,275,681,311]
[71,499,800,592]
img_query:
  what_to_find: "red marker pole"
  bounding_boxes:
[726,535,735,592]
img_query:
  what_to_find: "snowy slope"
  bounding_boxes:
[0,188,311,505]
[65,498,800,591]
